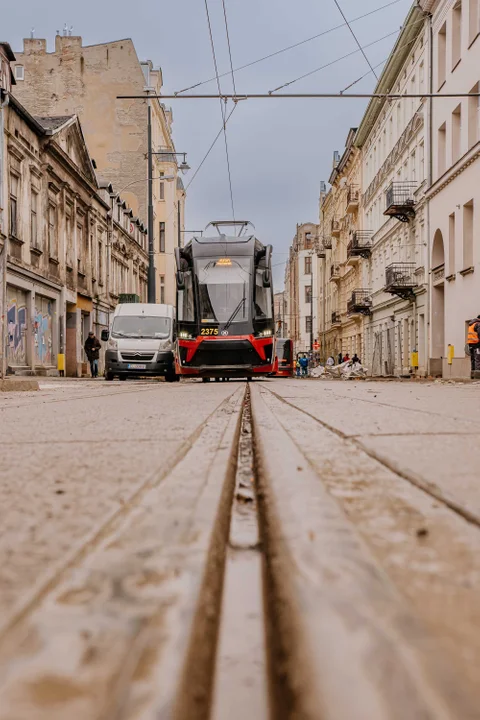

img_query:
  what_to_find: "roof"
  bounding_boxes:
[0,42,16,61]
[34,115,76,133]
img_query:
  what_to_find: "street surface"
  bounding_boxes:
[1,377,480,719]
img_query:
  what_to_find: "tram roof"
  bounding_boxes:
[184,234,264,257]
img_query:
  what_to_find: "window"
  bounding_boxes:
[463,200,474,267]
[304,232,312,249]
[468,82,480,147]
[15,65,24,81]
[452,1,462,69]
[160,275,165,304]
[419,61,425,92]
[449,212,456,274]
[438,122,447,176]
[31,189,38,247]
[305,316,312,334]
[178,271,195,322]
[98,233,104,285]
[419,141,425,180]
[305,285,312,303]
[9,175,18,237]
[159,221,165,253]
[438,22,447,88]
[304,256,312,274]
[48,204,58,258]
[65,210,73,267]
[469,0,480,44]
[452,104,462,162]
[255,269,273,319]
[411,149,416,181]
[159,173,165,201]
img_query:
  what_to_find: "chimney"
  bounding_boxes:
[55,35,82,53]
[23,38,47,55]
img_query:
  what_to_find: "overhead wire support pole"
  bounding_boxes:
[147,92,156,304]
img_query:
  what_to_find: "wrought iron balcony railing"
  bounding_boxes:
[347,231,373,260]
[331,220,341,237]
[331,311,341,325]
[330,264,341,281]
[322,236,333,250]
[346,185,360,213]
[385,263,417,299]
[347,289,373,316]
[384,181,417,223]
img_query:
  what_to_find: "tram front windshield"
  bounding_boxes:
[196,257,251,324]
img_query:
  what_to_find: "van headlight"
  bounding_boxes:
[158,340,172,351]
[108,338,118,350]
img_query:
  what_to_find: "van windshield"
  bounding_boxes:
[112,316,171,339]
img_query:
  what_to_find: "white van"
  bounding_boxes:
[102,303,177,381]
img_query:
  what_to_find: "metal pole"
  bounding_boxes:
[0,93,8,380]
[147,96,156,303]
[310,253,314,355]
[177,200,181,248]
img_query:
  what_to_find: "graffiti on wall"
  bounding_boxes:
[34,296,54,366]
[7,289,27,366]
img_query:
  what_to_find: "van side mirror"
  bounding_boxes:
[101,329,109,342]
[176,271,185,290]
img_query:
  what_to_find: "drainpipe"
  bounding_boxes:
[426,9,433,377]
[0,92,9,380]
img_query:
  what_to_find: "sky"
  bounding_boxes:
[1,0,412,287]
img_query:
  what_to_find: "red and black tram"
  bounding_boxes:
[174,221,275,380]
[271,338,294,377]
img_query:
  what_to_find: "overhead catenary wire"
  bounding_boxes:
[118,92,480,100]
[331,0,379,81]
[221,0,237,96]
[204,0,236,221]
[269,26,406,94]
[174,0,408,95]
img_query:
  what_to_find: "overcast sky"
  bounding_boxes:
[2,0,412,286]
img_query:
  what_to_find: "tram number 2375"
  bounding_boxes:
[201,328,219,336]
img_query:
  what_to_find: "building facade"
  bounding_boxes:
[356,5,429,376]
[11,34,184,306]
[284,222,318,354]
[1,69,147,377]
[420,0,480,377]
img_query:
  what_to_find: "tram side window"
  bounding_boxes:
[178,271,195,322]
[255,269,273,318]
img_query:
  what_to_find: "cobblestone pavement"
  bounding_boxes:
[0,377,479,719]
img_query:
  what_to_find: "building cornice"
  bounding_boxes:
[355,4,425,148]
[426,141,480,199]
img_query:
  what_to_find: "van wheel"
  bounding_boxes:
[119,376,127,381]
[165,372,177,383]
[105,372,114,381]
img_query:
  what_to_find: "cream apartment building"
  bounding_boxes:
[356,4,429,376]
[11,34,184,305]
[420,0,480,377]
[284,223,318,354]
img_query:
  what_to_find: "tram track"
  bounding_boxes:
[1,381,480,718]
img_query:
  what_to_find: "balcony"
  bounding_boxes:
[347,231,373,264]
[346,185,360,214]
[384,182,417,223]
[347,289,372,317]
[331,311,341,325]
[432,264,445,286]
[331,220,341,238]
[385,263,417,300]
[330,264,341,283]
[322,236,333,250]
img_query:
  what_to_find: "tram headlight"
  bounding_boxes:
[257,329,273,337]
[179,331,194,340]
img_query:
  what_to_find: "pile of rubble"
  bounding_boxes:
[310,361,368,380]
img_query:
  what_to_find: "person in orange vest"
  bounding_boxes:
[467,315,480,373]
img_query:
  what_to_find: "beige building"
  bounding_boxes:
[419,0,480,378]
[11,34,185,306]
[0,46,148,377]
[317,132,364,362]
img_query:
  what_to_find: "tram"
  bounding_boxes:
[175,221,275,380]
[271,338,294,377]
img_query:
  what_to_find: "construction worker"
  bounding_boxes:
[467,315,480,374]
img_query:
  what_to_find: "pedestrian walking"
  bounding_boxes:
[295,355,301,377]
[300,353,309,377]
[337,352,343,365]
[343,353,350,363]
[352,353,361,364]
[85,331,101,378]
[467,315,480,375]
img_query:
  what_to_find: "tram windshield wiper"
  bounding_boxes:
[223,287,246,331]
